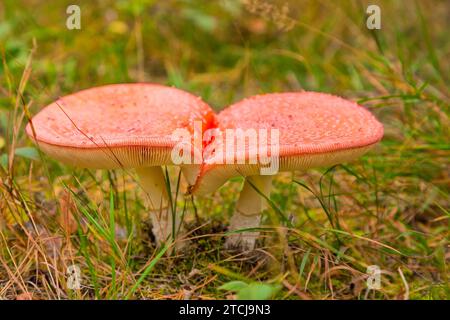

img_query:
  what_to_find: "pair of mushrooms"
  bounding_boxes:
[26,83,383,251]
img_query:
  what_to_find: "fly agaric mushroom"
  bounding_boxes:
[192,92,384,250]
[26,83,215,247]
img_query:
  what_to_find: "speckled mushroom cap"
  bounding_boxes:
[26,83,216,169]
[192,92,383,195]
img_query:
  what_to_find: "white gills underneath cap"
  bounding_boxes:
[26,83,217,249]
[191,92,383,250]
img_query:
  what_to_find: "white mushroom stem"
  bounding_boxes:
[225,175,273,251]
[135,166,181,245]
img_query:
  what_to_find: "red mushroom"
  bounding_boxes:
[26,83,215,247]
[192,92,384,250]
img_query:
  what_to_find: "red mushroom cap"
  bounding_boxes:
[26,83,216,169]
[193,91,383,194]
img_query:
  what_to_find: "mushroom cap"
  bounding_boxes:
[26,83,216,169]
[193,92,383,195]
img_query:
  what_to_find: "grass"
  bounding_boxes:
[0,0,449,300]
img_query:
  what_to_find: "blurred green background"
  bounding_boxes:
[0,0,448,300]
